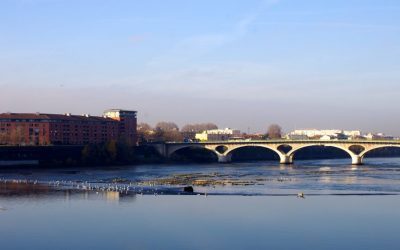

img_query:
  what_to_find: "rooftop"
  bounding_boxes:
[0,113,117,122]
[103,109,137,113]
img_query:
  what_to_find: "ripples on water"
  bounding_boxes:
[0,157,399,196]
[1,158,400,250]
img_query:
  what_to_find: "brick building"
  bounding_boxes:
[0,109,137,146]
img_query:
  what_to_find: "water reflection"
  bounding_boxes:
[1,193,400,250]
[0,180,138,204]
[0,181,52,196]
[319,175,332,183]
[1,159,400,250]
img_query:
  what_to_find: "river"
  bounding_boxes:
[0,158,399,249]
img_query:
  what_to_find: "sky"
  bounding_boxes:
[1,0,400,135]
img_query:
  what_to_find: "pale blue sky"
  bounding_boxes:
[1,0,400,134]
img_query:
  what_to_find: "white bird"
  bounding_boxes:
[297,192,305,198]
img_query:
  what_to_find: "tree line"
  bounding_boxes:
[137,122,219,142]
[81,137,135,165]
[137,122,283,142]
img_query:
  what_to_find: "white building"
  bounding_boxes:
[289,129,362,139]
[195,128,241,141]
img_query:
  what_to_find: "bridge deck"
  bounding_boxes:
[163,140,400,145]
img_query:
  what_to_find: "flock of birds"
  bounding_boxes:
[0,178,306,198]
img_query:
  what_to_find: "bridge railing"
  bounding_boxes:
[161,139,400,145]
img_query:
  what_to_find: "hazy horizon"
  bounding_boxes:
[1,0,399,135]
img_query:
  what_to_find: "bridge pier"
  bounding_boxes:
[351,155,363,165]
[217,154,232,163]
[279,155,293,165]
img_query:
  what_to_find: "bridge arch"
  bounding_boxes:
[224,145,285,163]
[348,145,366,155]
[157,141,400,165]
[215,145,229,154]
[165,145,201,157]
[277,144,292,154]
[360,145,400,159]
[287,144,358,165]
[168,145,219,162]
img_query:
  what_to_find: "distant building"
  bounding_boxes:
[286,134,308,140]
[364,133,394,140]
[320,135,332,141]
[0,109,137,146]
[242,133,264,140]
[289,129,361,139]
[335,133,349,140]
[195,128,241,141]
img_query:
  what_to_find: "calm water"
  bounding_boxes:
[1,158,400,249]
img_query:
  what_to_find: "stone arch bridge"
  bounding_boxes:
[150,140,400,165]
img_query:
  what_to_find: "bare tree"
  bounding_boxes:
[202,123,218,131]
[267,124,282,139]
[152,122,182,142]
[181,123,218,132]
[163,130,184,142]
[181,124,195,132]
[155,122,179,132]
[151,127,183,142]
[137,123,155,142]
[137,123,152,132]
[152,127,164,142]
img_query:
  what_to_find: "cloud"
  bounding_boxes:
[148,1,281,67]
[146,19,246,67]
[255,21,400,32]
